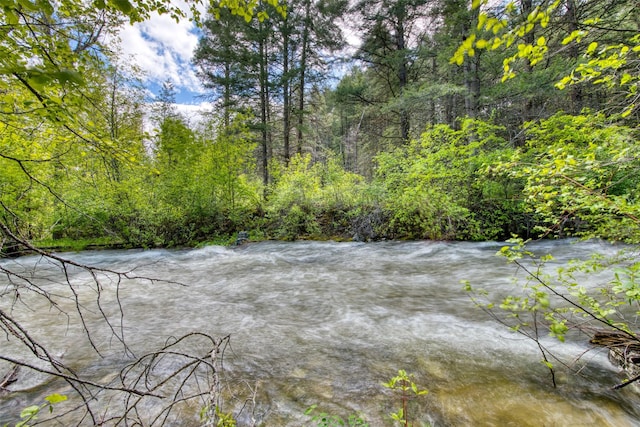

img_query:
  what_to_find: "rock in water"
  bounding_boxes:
[591,330,640,379]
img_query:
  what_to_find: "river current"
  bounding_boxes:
[1,240,639,425]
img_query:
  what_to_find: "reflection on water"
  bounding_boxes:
[1,240,639,426]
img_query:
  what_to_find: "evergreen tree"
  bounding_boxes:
[290,0,348,155]
[352,0,432,142]
[194,9,259,128]
[154,79,179,123]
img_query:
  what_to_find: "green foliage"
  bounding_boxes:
[375,119,522,240]
[156,117,198,168]
[494,112,640,242]
[451,0,556,71]
[3,394,67,427]
[382,369,428,427]
[0,123,59,240]
[192,114,260,215]
[266,154,367,240]
[466,233,640,388]
[305,405,369,427]
[453,0,640,116]
[451,0,640,389]
[212,0,285,23]
[34,236,120,251]
[50,112,261,248]
[305,368,427,427]
[556,34,640,118]
[0,0,284,250]
[200,405,237,427]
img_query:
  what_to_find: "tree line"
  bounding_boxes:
[1,0,639,254]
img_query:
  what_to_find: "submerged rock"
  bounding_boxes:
[234,231,249,246]
[590,330,640,384]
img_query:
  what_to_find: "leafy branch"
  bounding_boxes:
[382,369,428,427]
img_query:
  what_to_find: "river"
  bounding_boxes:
[0,240,639,426]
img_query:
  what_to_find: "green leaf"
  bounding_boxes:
[621,105,634,118]
[17,0,40,11]
[620,73,632,85]
[562,30,581,45]
[477,13,487,30]
[111,0,133,14]
[53,69,84,85]
[19,405,40,419]
[44,393,67,404]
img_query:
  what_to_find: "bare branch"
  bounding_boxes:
[0,355,162,397]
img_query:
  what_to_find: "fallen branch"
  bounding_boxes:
[613,373,640,390]
[0,364,19,391]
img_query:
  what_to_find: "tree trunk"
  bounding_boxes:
[259,24,269,189]
[282,18,291,164]
[296,0,311,155]
[565,0,582,114]
[223,62,231,129]
[520,0,535,122]
[394,12,410,141]
[464,6,480,118]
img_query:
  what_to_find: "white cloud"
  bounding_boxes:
[142,101,214,134]
[113,4,358,102]
[174,102,215,121]
[115,9,204,95]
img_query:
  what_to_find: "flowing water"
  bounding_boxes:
[1,240,639,426]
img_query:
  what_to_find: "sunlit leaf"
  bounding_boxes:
[45,394,67,404]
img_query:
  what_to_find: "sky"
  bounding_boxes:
[115,5,206,110]
[114,5,361,117]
